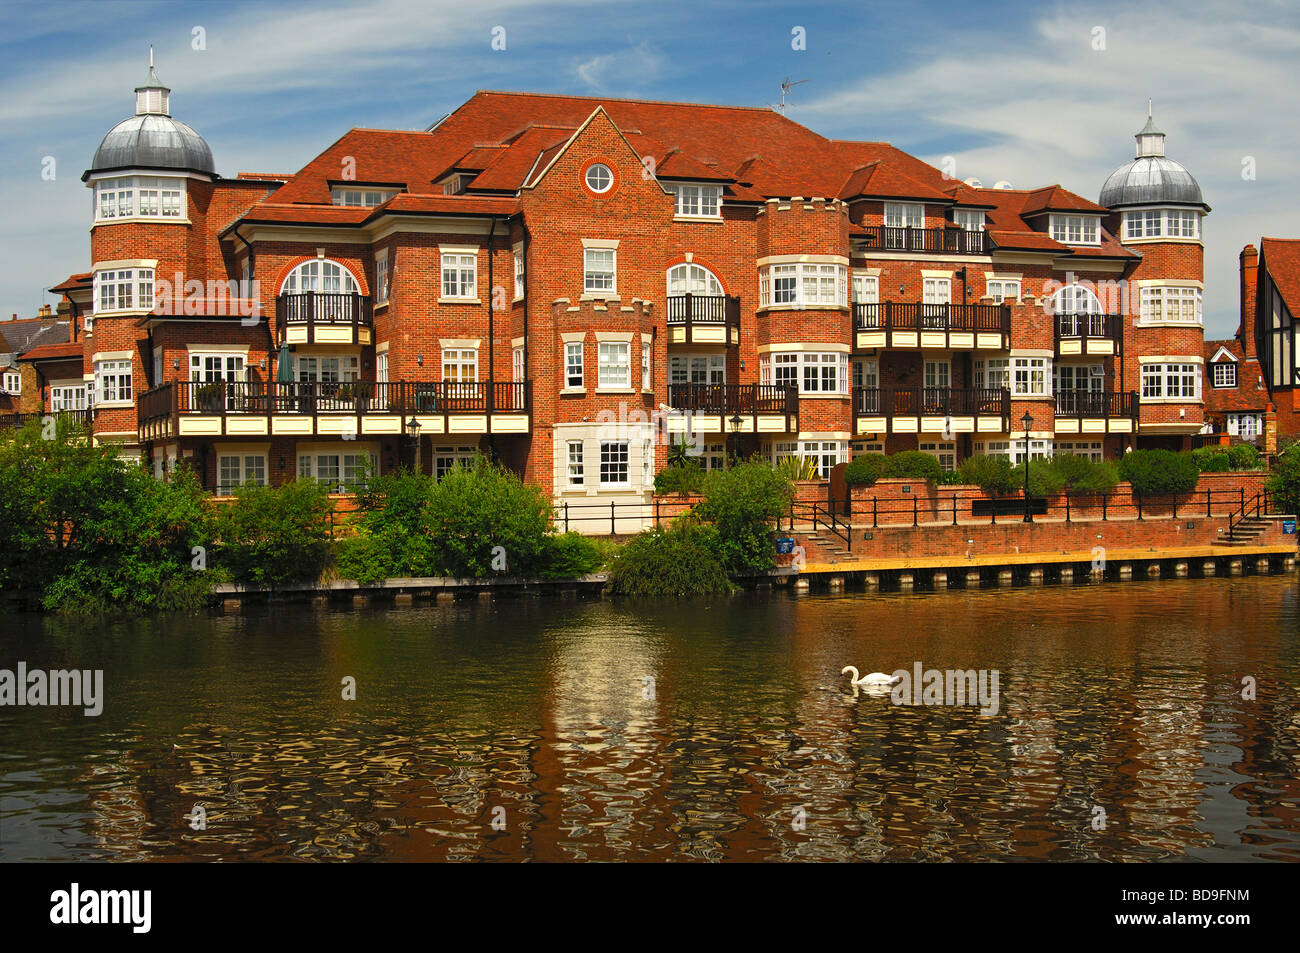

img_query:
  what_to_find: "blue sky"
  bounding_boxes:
[2,0,1298,336]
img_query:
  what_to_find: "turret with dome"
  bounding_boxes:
[86,53,214,178]
[1100,104,1208,242]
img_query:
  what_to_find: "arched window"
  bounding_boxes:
[667,263,723,297]
[280,259,361,296]
[1049,283,1103,336]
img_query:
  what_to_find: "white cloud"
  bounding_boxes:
[574,39,663,90]
[798,0,1300,335]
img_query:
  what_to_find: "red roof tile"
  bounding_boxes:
[51,273,92,293]
[18,342,82,361]
[1261,238,1300,315]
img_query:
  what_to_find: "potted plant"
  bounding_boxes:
[353,380,373,413]
[195,382,224,413]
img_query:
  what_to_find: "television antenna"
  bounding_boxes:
[771,77,809,114]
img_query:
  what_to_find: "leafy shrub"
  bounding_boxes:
[537,532,605,579]
[605,522,733,597]
[1228,443,1260,470]
[654,461,705,495]
[844,454,888,486]
[216,480,334,588]
[333,528,395,585]
[774,454,822,481]
[1267,446,1300,515]
[695,460,795,574]
[1012,460,1066,497]
[1192,446,1232,472]
[882,450,943,482]
[936,469,965,485]
[1049,453,1120,494]
[957,454,1018,494]
[1117,448,1199,496]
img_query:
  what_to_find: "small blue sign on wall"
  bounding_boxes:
[776,538,795,554]
[1283,520,1296,535]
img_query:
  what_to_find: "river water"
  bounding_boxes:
[2,576,1299,862]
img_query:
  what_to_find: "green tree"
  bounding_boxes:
[695,460,794,574]
[215,480,334,587]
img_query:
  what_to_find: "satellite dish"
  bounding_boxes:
[994,180,1014,190]
[963,177,983,188]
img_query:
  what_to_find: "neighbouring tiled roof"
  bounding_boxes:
[1,319,69,355]
[1261,238,1300,316]
[18,341,82,362]
[50,272,92,293]
[244,90,1131,251]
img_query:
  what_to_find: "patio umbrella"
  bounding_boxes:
[275,340,294,383]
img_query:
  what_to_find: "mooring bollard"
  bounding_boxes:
[997,570,1013,586]
[1146,563,1161,578]
[1059,566,1074,582]
[899,572,914,589]
[1229,559,1243,576]
[966,570,981,588]
[932,571,948,589]
[1173,562,1189,577]
[1118,563,1133,579]
[1202,561,1217,576]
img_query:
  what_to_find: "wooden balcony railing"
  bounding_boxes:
[1054,312,1123,341]
[853,301,1010,334]
[1054,390,1138,419]
[138,380,531,427]
[0,408,94,430]
[667,383,797,415]
[666,294,740,328]
[853,386,1010,419]
[277,292,372,325]
[859,225,989,254]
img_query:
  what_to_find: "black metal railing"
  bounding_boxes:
[138,380,531,426]
[0,408,94,429]
[666,294,741,330]
[1054,390,1139,419]
[667,383,797,415]
[853,386,1010,418]
[1054,312,1122,341]
[859,225,989,254]
[853,301,1010,334]
[276,292,372,327]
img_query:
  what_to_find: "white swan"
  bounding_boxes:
[842,665,902,688]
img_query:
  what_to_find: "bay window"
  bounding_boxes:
[762,351,847,395]
[758,262,848,307]
[94,176,185,222]
[974,358,1010,390]
[94,268,154,313]
[1140,286,1202,324]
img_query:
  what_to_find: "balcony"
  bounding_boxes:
[852,386,1010,436]
[0,408,94,430]
[666,294,741,347]
[664,382,798,435]
[276,292,373,347]
[853,302,1010,351]
[1054,390,1138,435]
[859,225,989,255]
[138,380,530,442]
[1054,312,1123,357]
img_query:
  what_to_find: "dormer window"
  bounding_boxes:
[666,183,722,218]
[331,187,396,207]
[884,203,924,229]
[1049,214,1100,246]
[953,209,985,231]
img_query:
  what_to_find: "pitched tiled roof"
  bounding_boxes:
[18,342,82,362]
[1261,238,1300,315]
[50,273,92,293]
[838,161,951,202]
[0,319,69,354]
[1020,185,1109,216]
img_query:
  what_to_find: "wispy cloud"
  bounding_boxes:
[574,40,664,90]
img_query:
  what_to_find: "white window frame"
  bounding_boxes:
[953,209,985,231]
[440,252,478,300]
[758,263,848,308]
[512,346,525,383]
[50,382,87,410]
[565,341,585,389]
[584,248,616,294]
[974,358,1010,390]
[585,164,613,193]
[1122,208,1200,241]
[374,254,389,306]
[431,445,478,480]
[641,340,651,390]
[217,454,267,494]
[667,183,722,218]
[884,202,924,228]
[1054,440,1103,462]
[1227,413,1262,439]
[986,278,1021,304]
[1011,357,1051,397]
[566,440,585,486]
[1049,214,1101,246]
[919,441,957,473]
[1212,362,1237,388]
[598,341,630,389]
[298,451,374,491]
[851,273,879,304]
[1140,363,1201,401]
[667,263,724,296]
[513,250,525,301]
[687,441,727,471]
[1139,286,1202,325]
[769,440,844,479]
[94,176,185,222]
[331,187,395,207]
[442,347,478,392]
[1,370,20,395]
[94,267,154,314]
[599,441,629,486]
[761,351,847,396]
[852,358,878,389]
[670,353,726,386]
[95,359,134,406]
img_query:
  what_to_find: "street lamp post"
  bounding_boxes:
[406,416,422,474]
[728,413,743,468]
[1021,410,1034,523]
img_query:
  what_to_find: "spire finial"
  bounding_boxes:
[149,45,154,69]
[1148,98,1152,118]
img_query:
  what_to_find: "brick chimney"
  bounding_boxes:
[37,304,52,318]
[1239,244,1259,360]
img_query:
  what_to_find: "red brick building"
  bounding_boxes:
[41,67,1212,525]
[1251,237,1300,438]
[1200,245,1269,445]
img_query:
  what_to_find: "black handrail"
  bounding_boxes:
[853,301,1009,334]
[859,225,988,254]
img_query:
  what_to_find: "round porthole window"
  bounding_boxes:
[584,163,613,193]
